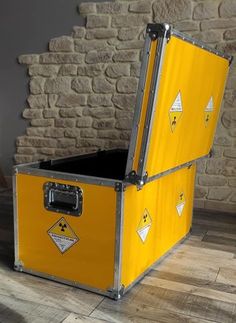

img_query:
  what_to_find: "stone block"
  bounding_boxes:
[43,109,59,118]
[31,119,54,127]
[224,149,236,158]
[117,77,138,93]
[28,64,59,77]
[44,128,65,138]
[214,136,232,146]
[30,77,45,94]
[87,107,115,118]
[22,109,42,119]
[78,2,96,15]
[93,77,115,93]
[223,159,236,176]
[116,40,144,50]
[48,94,58,108]
[56,94,86,107]
[65,128,80,138]
[72,26,86,39]
[74,39,108,53]
[80,129,97,138]
[106,63,130,78]
[59,65,77,76]
[206,158,225,175]
[27,95,48,109]
[194,31,221,44]
[112,94,136,110]
[77,117,93,128]
[44,77,71,94]
[229,178,236,187]
[129,1,151,13]
[221,110,236,129]
[77,64,105,77]
[16,136,57,148]
[116,109,134,119]
[194,185,208,198]
[130,62,141,77]
[37,148,55,155]
[198,175,227,186]
[96,2,127,14]
[26,127,45,137]
[86,15,110,29]
[55,118,76,128]
[40,53,83,64]
[18,54,39,65]
[118,28,140,41]
[87,94,112,107]
[120,131,131,141]
[93,119,115,129]
[113,50,139,62]
[196,159,206,174]
[111,14,149,28]
[57,138,76,148]
[173,21,199,32]
[59,108,77,118]
[15,155,33,164]
[193,1,218,20]
[201,19,236,31]
[207,187,231,201]
[71,77,92,93]
[153,0,191,23]
[86,29,117,40]
[219,0,236,18]
[98,130,119,139]
[116,118,133,129]
[49,36,74,52]
[17,147,36,155]
[224,28,236,40]
[77,138,105,148]
[85,50,113,64]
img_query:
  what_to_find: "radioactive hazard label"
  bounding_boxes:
[204,96,214,127]
[176,192,185,217]
[137,209,152,243]
[169,91,183,132]
[48,218,79,253]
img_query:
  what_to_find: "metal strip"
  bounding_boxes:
[15,166,119,187]
[172,29,232,62]
[13,171,20,268]
[146,154,209,183]
[125,35,152,176]
[113,187,124,299]
[16,267,112,298]
[122,232,191,295]
[137,26,170,179]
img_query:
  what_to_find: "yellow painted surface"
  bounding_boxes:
[132,35,229,177]
[16,174,117,291]
[133,39,158,172]
[121,164,196,288]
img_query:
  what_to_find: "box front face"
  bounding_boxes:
[121,164,196,288]
[15,173,117,292]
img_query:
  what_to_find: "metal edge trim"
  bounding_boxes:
[125,35,152,176]
[15,166,120,188]
[172,29,232,63]
[122,232,191,295]
[15,267,111,298]
[113,187,124,299]
[137,31,169,179]
[146,154,208,183]
[13,172,19,267]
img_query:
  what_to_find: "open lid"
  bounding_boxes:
[125,23,231,186]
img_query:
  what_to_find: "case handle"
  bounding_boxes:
[44,182,83,216]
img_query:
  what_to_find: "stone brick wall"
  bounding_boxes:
[16,0,236,212]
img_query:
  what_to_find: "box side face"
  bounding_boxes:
[144,35,229,177]
[15,173,117,292]
[121,164,196,288]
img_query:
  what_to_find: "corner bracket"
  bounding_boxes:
[114,182,126,192]
[108,285,125,300]
[146,23,171,42]
[125,171,148,190]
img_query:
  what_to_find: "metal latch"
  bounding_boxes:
[44,182,83,216]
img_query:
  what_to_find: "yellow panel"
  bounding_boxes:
[121,164,196,288]
[145,36,229,177]
[132,39,157,172]
[16,174,117,291]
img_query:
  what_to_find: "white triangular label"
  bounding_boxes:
[176,202,185,216]
[170,92,183,112]
[205,97,214,112]
[49,233,78,253]
[137,225,151,243]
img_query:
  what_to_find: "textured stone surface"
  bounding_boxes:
[27,95,48,109]
[86,15,110,28]
[117,77,138,93]
[79,2,96,15]
[112,94,136,110]
[86,29,117,40]
[129,1,152,13]
[219,0,236,18]
[106,63,130,78]
[49,36,74,52]
[30,77,45,94]
[59,65,77,76]
[224,28,236,40]
[40,53,83,64]
[77,64,105,76]
[56,94,86,107]
[87,94,112,107]
[71,77,92,93]
[111,14,149,27]
[44,77,71,94]
[75,39,107,53]
[85,50,113,63]
[193,1,218,20]
[96,2,127,14]
[28,65,59,77]
[118,28,139,40]
[153,0,192,23]
[93,77,114,93]
[113,50,139,62]
[18,54,39,64]
[72,26,86,38]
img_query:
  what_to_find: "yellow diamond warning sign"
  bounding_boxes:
[169,91,183,132]
[176,192,186,217]
[137,209,152,243]
[48,218,79,253]
[204,96,214,127]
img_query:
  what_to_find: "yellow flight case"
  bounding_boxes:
[14,23,231,299]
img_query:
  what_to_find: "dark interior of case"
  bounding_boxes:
[39,149,129,180]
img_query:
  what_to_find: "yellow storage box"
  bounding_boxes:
[14,23,231,299]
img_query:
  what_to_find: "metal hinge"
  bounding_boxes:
[146,23,171,42]
[125,171,148,190]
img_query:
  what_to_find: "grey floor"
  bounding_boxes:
[1,188,236,322]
